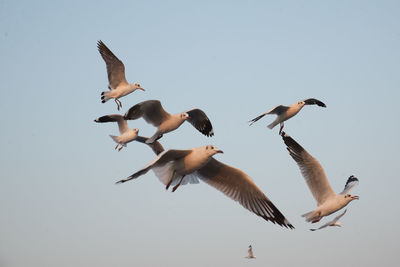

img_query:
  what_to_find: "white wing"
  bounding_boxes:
[340,176,359,195]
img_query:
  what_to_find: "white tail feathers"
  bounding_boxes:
[302,210,319,222]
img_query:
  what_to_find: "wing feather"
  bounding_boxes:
[97,40,128,88]
[125,100,171,127]
[186,109,214,137]
[281,132,335,205]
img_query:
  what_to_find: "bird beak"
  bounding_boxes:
[216,150,224,154]
[138,87,145,91]
[352,195,359,200]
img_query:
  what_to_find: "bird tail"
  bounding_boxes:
[101,91,112,103]
[301,210,319,222]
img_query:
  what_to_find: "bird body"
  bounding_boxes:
[124,100,214,143]
[249,98,326,134]
[120,137,294,229]
[245,245,256,259]
[97,40,144,110]
[281,132,359,223]
[94,114,139,151]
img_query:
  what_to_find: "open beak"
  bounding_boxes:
[352,195,359,200]
[216,150,224,154]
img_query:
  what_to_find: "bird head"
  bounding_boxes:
[132,83,145,91]
[133,128,139,134]
[181,112,190,120]
[205,145,224,156]
[343,193,359,203]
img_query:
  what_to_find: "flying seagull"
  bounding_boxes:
[310,209,347,231]
[94,114,139,151]
[124,100,214,144]
[249,98,326,134]
[245,245,256,259]
[116,136,294,229]
[281,132,359,223]
[97,40,144,110]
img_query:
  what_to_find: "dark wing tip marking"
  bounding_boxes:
[187,109,214,137]
[344,175,359,189]
[249,113,266,125]
[304,98,327,107]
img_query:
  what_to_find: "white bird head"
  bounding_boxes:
[131,82,145,91]
[343,193,359,204]
[204,145,224,156]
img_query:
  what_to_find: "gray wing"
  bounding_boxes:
[310,209,347,231]
[94,114,129,134]
[195,158,294,229]
[340,175,359,195]
[249,105,289,125]
[281,132,335,206]
[116,149,192,184]
[303,98,326,107]
[97,40,128,89]
[332,209,347,223]
[186,109,214,137]
[134,136,164,155]
[124,100,171,127]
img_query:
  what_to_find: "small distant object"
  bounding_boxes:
[245,245,256,259]
[97,40,144,110]
[94,114,139,151]
[249,98,326,134]
[310,209,347,231]
[124,100,214,144]
[281,132,359,223]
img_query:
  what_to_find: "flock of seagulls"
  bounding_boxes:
[94,40,360,258]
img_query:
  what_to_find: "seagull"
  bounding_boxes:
[281,132,359,223]
[124,100,214,144]
[249,98,326,134]
[245,245,256,259]
[310,209,347,231]
[97,40,144,110]
[94,114,139,151]
[117,136,294,229]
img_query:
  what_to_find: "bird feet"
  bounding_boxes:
[311,217,322,223]
[172,175,185,192]
[115,99,122,111]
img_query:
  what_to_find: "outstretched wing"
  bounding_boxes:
[125,100,171,127]
[94,114,129,134]
[340,176,359,195]
[195,158,294,229]
[281,132,335,206]
[249,105,289,125]
[186,109,214,137]
[97,40,128,89]
[116,149,192,184]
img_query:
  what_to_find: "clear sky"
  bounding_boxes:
[1,0,399,266]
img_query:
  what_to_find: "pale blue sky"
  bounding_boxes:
[1,0,399,266]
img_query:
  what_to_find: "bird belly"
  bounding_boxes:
[318,199,346,217]
[158,119,184,134]
[119,131,137,144]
